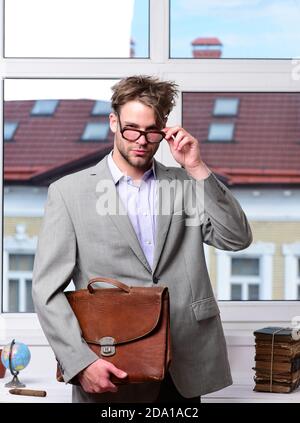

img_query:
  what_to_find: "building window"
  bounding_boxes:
[92,100,112,116]
[231,282,260,301]
[231,257,260,276]
[4,121,18,141]
[7,253,35,312]
[208,122,235,142]
[216,243,275,300]
[81,122,109,141]
[213,98,239,116]
[31,100,59,116]
[231,284,242,301]
[230,258,260,301]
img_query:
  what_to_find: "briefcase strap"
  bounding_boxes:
[87,277,131,294]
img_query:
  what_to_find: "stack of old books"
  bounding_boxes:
[253,327,300,393]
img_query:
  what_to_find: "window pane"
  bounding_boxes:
[208,123,234,142]
[92,101,112,116]
[8,279,19,312]
[4,122,18,141]
[298,258,300,277]
[31,100,59,116]
[183,91,300,301]
[182,92,300,172]
[248,284,260,301]
[26,279,35,313]
[9,254,35,271]
[231,284,242,300]
[81,122,110,141]
[213,98,239,116]
[170,0,300,58]
[3,79,116,313]
[298,285,300,300]
[5,0,149,58]
[232,258,259,276]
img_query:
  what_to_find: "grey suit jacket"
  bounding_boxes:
[32,155,252,402]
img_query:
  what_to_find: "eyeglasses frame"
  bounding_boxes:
[116,112,166,144]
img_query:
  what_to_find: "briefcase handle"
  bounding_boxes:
[87,277,131,294]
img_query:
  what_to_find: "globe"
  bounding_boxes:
[1,339,31,387]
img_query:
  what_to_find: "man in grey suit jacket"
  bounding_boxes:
[32,75,252,403]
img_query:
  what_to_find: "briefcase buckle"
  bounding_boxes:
[99,337,116,357]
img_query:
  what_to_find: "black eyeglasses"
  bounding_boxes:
[116,112,165,144]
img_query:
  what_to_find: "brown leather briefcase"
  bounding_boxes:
[57,277,172,384]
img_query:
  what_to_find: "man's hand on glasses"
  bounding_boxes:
[163,126,211,180]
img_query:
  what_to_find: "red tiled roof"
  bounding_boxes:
[5,166,46,181]
[6,94,300,187]
[183,92,300,185]
[191,37,222,46]
[4,100,113,183]
[213,168,300,185]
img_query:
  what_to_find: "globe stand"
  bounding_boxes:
[4,339,26,388]
[5,373,25,388]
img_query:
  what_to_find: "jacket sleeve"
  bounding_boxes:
[32,182,98,383]
[194,172,253,251]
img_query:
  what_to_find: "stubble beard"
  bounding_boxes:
[118,144,155,171]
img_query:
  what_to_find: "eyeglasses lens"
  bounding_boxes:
[122,129,164,143]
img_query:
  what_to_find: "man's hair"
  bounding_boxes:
[111,75,179,127]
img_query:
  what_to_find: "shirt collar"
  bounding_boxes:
[107,150,156,185]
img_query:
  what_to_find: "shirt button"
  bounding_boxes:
[145,240,152,245]
[143,212,148,216]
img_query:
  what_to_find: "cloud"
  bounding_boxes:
[174,0,300,22]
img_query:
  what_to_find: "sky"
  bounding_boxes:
[131,0,300,59]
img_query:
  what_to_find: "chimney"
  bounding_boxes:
[130,38,135,58]
[191,37,222,58]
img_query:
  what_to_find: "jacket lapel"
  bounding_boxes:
[152,161,175,276]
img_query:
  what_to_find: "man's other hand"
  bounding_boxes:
[78,358,128,394]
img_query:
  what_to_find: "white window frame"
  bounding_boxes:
[216,243,274,301]
[231,256,261,301]
[1,0,299,343]
[3,228,37,312]
[230,276,260,302]
[5,261,34,312]
[282,243,300,300]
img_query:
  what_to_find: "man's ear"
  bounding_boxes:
[109,112,118,134]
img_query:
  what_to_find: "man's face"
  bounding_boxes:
[109,100,162,171]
